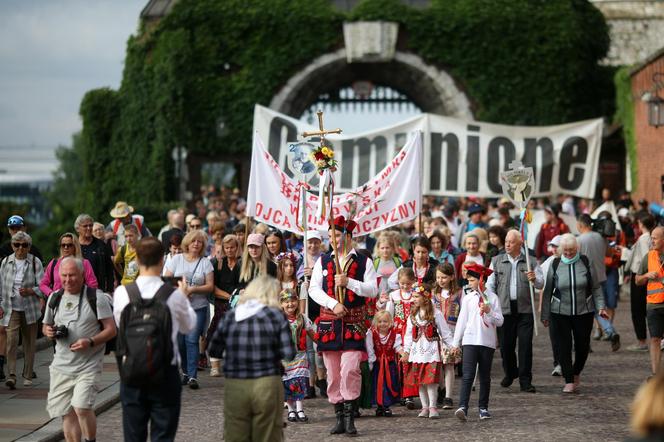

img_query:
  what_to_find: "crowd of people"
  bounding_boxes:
[0,184,663,441]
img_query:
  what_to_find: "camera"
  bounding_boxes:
[592,215,616,238]
[53,325,68,339]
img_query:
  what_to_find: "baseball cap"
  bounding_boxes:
[548,235,562,248]
[306,230,322,241]
[7,215,25,227]
[246,233,265,247]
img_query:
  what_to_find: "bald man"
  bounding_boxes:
[486,230,544,393]
[635,226,664,376]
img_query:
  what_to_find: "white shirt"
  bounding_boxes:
[403,310,454,363]
[113,275,196,366]
[309,250,378,311]
[453,289,504,349]
[11,259,27,311]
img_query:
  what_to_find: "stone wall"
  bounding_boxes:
[591,0,664,65]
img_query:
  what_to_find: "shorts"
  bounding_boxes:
[47,368,101,418]
[647,307,664,339]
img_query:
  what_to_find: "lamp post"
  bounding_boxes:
[647,72,664,128]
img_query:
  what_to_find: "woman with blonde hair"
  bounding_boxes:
[208,275,295,441]
[630,373,664,441]
[206,234,241,377]
[164,229,214,390]
[39,232,98,296]
[238,233,277,290]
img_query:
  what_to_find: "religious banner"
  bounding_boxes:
[253,104,603,198]
[246,132,423,235]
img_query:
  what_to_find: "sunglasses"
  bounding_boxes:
[12,243,29,249]
[60,243,74,249]
[190,224,202,228]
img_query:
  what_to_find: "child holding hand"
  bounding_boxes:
[402,283,454,419]
[366,310,402,417]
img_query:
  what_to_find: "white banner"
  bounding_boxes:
[253,105,603,198]
[247,132,422,235]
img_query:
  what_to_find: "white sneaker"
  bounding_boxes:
[429,407,440,419]
[23,378,32,387]
[551,365,562,376]
[418,408,429,418]
[455,407,467,422]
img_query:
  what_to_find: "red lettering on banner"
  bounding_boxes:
[408,200,417,214]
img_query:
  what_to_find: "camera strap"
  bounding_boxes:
[48,286,88,321]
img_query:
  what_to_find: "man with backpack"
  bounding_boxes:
[112,237,196,442]
[42,257,117,442]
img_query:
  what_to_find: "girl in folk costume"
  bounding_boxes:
[402,283,454,419]
[281,289,316,423]
[433,263,463,410]
[452,263,504,421]
[277,251,302,310]
[379,267,419,408]
[366,310,403,417]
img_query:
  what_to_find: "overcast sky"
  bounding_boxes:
[0,1,421,151]
[0,1,144,148]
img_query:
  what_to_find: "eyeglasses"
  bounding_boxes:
[12,243,29,249]
[60,243,74,249]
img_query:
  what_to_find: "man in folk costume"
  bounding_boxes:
[309,216,379,436]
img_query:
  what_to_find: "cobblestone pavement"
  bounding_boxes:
[96,295,650,441]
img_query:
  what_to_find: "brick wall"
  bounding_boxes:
[631,53,664,204]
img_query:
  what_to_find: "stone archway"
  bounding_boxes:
[269,48,474,119]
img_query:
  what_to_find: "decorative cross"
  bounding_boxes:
[508,160,524,170]
[302,110,343,141]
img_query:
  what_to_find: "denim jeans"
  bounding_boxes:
[178,306,209,379]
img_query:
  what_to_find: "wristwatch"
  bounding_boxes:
[88,337,95,347]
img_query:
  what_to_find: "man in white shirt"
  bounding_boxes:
[309,216,378,436]
[113,237,196,442]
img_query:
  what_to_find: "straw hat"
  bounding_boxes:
[109,201,134,218]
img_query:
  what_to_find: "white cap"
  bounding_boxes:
[548,235,562,247]
[618,207,630,218]
[306,230,322,241]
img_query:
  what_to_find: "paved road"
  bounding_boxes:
[96,294,649,441]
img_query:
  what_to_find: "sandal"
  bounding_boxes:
[287,411,297,422]
[296,410,308,423]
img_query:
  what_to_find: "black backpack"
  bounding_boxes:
[116,282,175,388]
[48,285,116,354]
[551,255,593,300]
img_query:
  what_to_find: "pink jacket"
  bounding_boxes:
[39,258,99,296]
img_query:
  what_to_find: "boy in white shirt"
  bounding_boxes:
[452,262,504,421]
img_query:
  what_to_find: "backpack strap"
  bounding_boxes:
[125,282,142,305]
[85,286,98,318]
[48,289,65,313]
[153,282,176,303]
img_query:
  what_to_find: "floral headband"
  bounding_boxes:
[411,282,432,299]
[280,289,298,301]
[276,252,297,264]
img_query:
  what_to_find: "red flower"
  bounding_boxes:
[329,332,336,340]
[348,293,355,303]
[345,330,352,340]
[314,152,324,161]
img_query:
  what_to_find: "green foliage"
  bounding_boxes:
[70,0,614,217]
[614,66,637,190]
